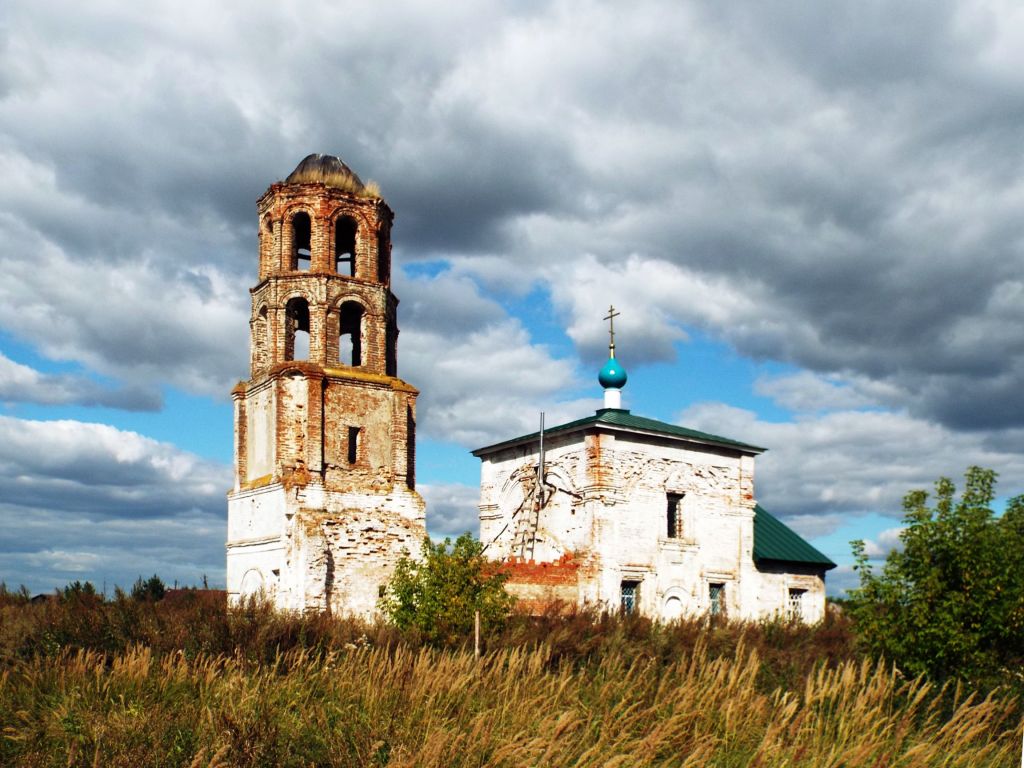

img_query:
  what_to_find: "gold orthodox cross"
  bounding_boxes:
[604,305,620,355]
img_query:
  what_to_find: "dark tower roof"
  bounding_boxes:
[285,154,366,192]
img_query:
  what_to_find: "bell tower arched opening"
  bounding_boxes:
[335,216,357,276]
[338,301,363,366]
[292,212,312,271]
[285,297,310,361]
[377,227,390,283]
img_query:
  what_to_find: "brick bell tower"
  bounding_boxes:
[226,154,426,616]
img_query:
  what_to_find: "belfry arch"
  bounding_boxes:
[335,216,357,276]
[338,300,364,367]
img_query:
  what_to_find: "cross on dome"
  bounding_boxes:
[598,306,627,407]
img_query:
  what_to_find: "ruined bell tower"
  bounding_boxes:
[226,154,426,616]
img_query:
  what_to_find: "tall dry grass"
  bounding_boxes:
[1,641,1019,767]
[1,590,1020,765]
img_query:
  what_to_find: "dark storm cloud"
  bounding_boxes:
[1,0,1022,437]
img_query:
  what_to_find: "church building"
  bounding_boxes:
[473,308,835,621]
[225,155,833,623]
[225,155,426,616]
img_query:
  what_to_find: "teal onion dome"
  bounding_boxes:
[598,356,627,389]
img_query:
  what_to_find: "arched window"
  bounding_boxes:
[377,228,390,283]
[335,217,357,276]
[285,297,310,361]
[292,212,311,271]
[338,301,363,366]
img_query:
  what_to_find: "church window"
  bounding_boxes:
[335,216,357,276]
[620,580,640,615]
[292,212,312,271]
[285,297,310,361]
[709,583,725,616]
[347,426,360,464]
[666,492,684,538]
[788,588,806,620]
[338,301,363,366]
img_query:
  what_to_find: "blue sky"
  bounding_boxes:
[2,0,1024,596]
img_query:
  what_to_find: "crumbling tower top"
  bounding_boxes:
[284,153,368,194]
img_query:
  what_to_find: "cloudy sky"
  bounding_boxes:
[2,0,1023,596]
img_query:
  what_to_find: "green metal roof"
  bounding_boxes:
[753,505,836,570]
[472,408,765,456]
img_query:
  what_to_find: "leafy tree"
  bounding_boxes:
[849,466,1024,686]
[130,574,166,602]
[380,534,516,646]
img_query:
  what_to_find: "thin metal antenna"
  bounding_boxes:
[538,412,545,510]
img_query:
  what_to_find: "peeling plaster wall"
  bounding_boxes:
[479,425,826,622]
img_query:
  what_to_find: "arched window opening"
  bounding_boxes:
[338,301,363,366]
[292,213,311,271]
[335,217,357,276]
[377,228,390,283]
[285,297,310,361]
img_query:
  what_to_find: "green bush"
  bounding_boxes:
[849,466,1024,688]
[380,534,516,646]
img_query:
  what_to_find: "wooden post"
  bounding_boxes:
[474,610,480,659]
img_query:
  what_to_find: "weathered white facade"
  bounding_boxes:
[226,155,426,617]
[475,407,835,622]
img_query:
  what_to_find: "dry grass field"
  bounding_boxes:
[0,589,1020,766]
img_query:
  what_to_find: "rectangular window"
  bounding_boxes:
[620,580,640,615]
[788,588,806,620]
[666,492,684,538]
[347,426,360,464]
[709,583,725,616]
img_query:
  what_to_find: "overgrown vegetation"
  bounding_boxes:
[849,466,1024,690]
[0,586,1020,765]
[380,534,515,646]
[5,465,1024,765]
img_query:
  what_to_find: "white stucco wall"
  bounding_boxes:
[478,423,827,622]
